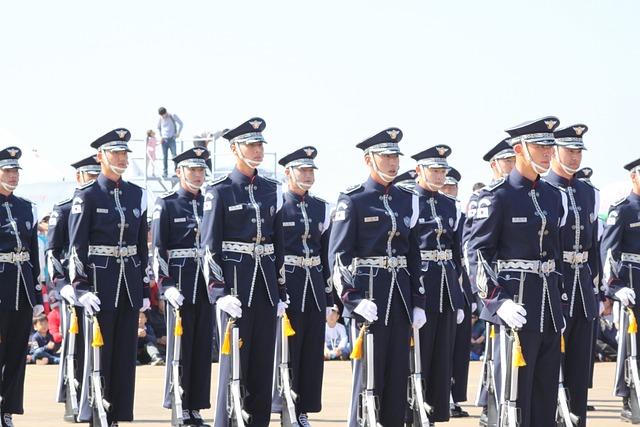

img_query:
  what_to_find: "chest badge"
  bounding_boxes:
[133,208,140,218]
[448,217,454,228]
[25,221,31,230]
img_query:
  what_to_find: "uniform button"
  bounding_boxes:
[392,249,397,254]
[261,218,265,223]
[395,232,400,236]
[125,223,129,228]
[251,219,256,223]
[388,196,393,201]
[379,196,383,201]
[542,251,547,256]
[579,245,583,249]
[571,225,576,230]
[252,237,256,242]
[310,249,314,254]
[580,225,584,230]
[577,206,582,211]
[116,259,121,264]
[394,212,399,217]
[308,218,313,222]
[544,230,548,235]
[261,237,266,242]
[442,229,447,234]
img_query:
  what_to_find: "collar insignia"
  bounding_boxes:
[115,130,128,139]
[250,120,262,130]
[573,126,586,136]
[387,129,400,140]
[545,120,557,130]
[304,147,315,157]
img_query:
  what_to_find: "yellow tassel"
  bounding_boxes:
[238,338,243,349]
[490,325,495,339]
[350,325,367,360]
[69,307,79,334]
[629,308,638,334]
[561,334,565,353]
[513,331,526,367]
[283,313,296,337]
[174,311,183,337]
[92,317,104,347]
[410,336,415,347]
[221,321,232,355]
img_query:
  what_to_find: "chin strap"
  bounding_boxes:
[1,182,17,192]
[554,150,578,175]
[419,165,443,191]
[288,167,313,191]
[522,142,549,175]
[494,161,509,177]
[370,154,395,184]
[235,142,261,170]
[179,166,202,192]
[101,150,128,176]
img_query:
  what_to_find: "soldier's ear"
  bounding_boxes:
[512,144,524,156]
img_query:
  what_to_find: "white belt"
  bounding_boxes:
[354,255,407,269]
[88,245,138,257]
[0,251,30,263]
[420,249,453,262]
[497,259,556,275]
[563,251,589,264]
[284,255,321,267]
[168,248,202,259]
[222,241,274,256]
[622,253,640,264]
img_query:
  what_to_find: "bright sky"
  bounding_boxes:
[2,0,639,207]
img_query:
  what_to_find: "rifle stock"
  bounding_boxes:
[90,315,111,427]
[407,328,432,427]
[278,315,299,427]
[64,305,80,420]
[170,267,184,425]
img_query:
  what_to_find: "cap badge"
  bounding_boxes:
[436,146,448,156]
[409,170,417,178]
[250,120,262,130]
[115,130,128,139]
[7,148,19,157]
[387,129,400,140]
[193,148,205,157]
[304,147,315,157]
[573,126,586,136]
[583,168,592,177]
[545,120,557,130]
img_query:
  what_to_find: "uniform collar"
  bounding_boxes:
[287,189,308,201]
[97,173,121,189]
[628,192,640,203]
[230,166,257,184]
[509,168,541,190]
[415,184,439,198]
[545,169,575,187]
[0,193,13,202]
[177,185,200,199]
[363,175,391,194]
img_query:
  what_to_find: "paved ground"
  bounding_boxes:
[16,360,625,426]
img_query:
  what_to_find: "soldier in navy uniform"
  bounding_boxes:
[0,146,45,427]
[47,154,101,422]
[68,129,151,427]
[462,138,515,426]
[329,128,426,427]
[600,157,640,422]
[469,117,567,427]
[152,147,212,426]
[440,167,473,418]
[411,146,465,424]
[275,146,332,426]
[544,123,600,425]
[200,118,287,427]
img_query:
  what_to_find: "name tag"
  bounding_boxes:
[96,208,109,214]
[174,217,186,223]
[631,221,640,228]
[283,221,295,227]
[512,217,527,223]
[229,204,243,212]
[364,216,379,223]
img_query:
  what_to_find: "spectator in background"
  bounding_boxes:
[137,310,165,366]
[147,292,167,358]
[146,129,160,177]
[324,305,349,361]
[47,295,63,345]
[29,314,61,365]
[157,106,184,178]
[470,312,485,361]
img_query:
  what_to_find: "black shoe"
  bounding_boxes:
[450,403,469,418]
[479,406,488,426]
[587,404,596,411]
[298,413,312,427]
[1,413,14,427]
[622,397,636,423]
[189,410,211,427]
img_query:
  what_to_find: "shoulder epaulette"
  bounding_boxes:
[544,180,565,192]
[261,175,281,185]
[397,185,417,196]
[54,196,73,206]
[207,174,228,186]
[612,196,626,207]
[78,180,97,190]
[158,190,176,199]
[128,181,145,190]
[581,179,599,191]
[343,184,362,194]
[308,193,327,204]
[441,192,458,201]
[486,178,506,191]
[16,196,35,205]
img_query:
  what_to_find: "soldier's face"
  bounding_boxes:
[555,147,582,170]
[367,153,399,175]
[289,167,315,187]
[441,184,458,197]
[178,166,206,187]
[235,142,264,162]
[419,167,447,187]
[523,143,553,168]
[0,167,19,187]
[494,157,515,175]
[100,150,129,168]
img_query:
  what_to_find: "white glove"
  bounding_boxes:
[471,302,477,314]
[140,298,151,312]
[496,299,527,329]
[218,295,242,318]
[60,285,76,304]
[33,304,45,316]
[78,292,101,316]
[412,307,427,329]
[456,308,465,324]
[277,299,288,317]
[354,299,378,322]
[615,287,636,307]
[164,287,185,308]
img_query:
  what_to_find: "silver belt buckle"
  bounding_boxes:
[437,250,446,261]
[302,257,313,267]
[540,261,551,274]
[574,252,584,264]
[254,244,264,256]
[118,247,129,257]
[387,257,398,268]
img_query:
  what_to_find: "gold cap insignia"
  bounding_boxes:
[545,120,557,130]
[250,120,262,130]
[7,148,19,157]
[304,147,315,157]
[193,148,205,157]
[583,168,592,177]
[573,126,586,136]
[116,130,128,139]
[436,146,449,156]
[387,129,400,140]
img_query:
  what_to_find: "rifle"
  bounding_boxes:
[226,267,252,427]
[278,314,299,427]
[407,327,433,427]
[624,306,640,423]
[89,266,110,427]
[480,325,498,427]
[64,304,80,421]
[356,269,380,427]
[556,365,580,426]
[170,267,184,426]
